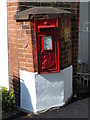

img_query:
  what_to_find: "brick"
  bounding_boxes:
[8,6,18,11]
[26,30,31,34]
[8,20,16,24]
[8,2,19,7]
[22,25,29,29]
[25,63,34,68]
[18,48,25,53]
[19,57,26,62]
[19,61,25,66]
[25,54,33,59]
[26,67,35,72]
[18,43,24,49]
[19,53,25,58]
[26,59,34,64]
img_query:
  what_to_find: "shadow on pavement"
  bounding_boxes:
[3,91,89,119]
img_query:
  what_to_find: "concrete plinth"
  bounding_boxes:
[20,65,72,113]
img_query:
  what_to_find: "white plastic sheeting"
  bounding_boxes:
[20,65,72,113]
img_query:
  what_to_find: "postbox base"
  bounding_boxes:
[20,65,72,113]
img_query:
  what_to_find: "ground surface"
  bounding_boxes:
[3,88,90,120]
[16,98,89,119]
[2,93,88,119]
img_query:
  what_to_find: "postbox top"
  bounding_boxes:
[15,7,71,20]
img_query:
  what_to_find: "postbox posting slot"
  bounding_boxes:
[38,25,56,30]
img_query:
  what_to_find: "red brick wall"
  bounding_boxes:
[71,3,79,82]
[8,1,36,106]
[8,2,79,106]
[17,21,35,72]
[8,1,20,106]
[59,16,72,69]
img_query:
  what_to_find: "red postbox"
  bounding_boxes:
[34,18,60,74]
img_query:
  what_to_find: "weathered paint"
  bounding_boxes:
[20,71,36,112]
[20,65,72,113]
[0,0,9,89]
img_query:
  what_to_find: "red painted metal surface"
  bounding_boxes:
[34,18,60,74]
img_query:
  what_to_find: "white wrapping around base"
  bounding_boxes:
[20,65,72,113]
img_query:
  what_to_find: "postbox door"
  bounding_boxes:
[34,18,60,74]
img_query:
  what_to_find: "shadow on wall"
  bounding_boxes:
[13,76,20,107]
[20,78,34,112]
[38,72,63,83]
[13,75,34,111]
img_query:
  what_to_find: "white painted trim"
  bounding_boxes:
[0,0,9,89]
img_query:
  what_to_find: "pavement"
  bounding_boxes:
[10,93,89,119]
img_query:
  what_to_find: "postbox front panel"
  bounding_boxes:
[34,18,60,74]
